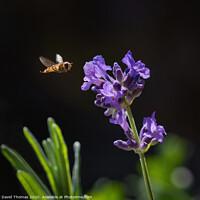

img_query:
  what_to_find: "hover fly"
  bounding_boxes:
[39,54,72,73]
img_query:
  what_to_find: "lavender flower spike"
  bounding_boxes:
[140,112,167,150]
[81,51,152,152]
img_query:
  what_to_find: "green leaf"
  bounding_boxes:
[1,144,51,196]
[47,118,64,195]
[42,139,56,170]
[23,127,58,196]
[72,141,82,196]
[42,139,60,193]
[51,121,73,195]
[17,170,48,199]
[47,117,56,143]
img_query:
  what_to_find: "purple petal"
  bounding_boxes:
[151,111,156,121]
[83,62,95,76]
[93,55,112,78]
[100,82,114,97]
[122,50,135,69]
[157,125,167,135]
[150,120,157,134]
[134,61,150,79]
[104,108,113,116]
[81,81,92,91]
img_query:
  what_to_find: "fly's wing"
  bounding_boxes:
[39,56,56,68]
[56,54,63,63]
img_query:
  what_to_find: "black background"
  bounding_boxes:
[0,0,200,195]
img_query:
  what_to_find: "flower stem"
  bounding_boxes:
[139,153,154,200]
[126,106,140,144]
[126,106,154,200]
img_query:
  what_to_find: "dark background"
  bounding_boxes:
[0,0,200,196]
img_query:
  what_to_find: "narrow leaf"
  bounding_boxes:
[23,127,58,195]
[47,122,66,195]
[17,170,48,200]
[72,141,82,196]
[42,139,55,169]
[42,139,60,192]
[52,122,73,195]
[47,117,56,144]
[1,144,51,196]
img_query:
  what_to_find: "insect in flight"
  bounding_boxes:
[39,54,72,73]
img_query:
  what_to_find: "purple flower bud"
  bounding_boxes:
[113,81,121,91]
[141,142,148,150]
[96,94,103,99]
[125,128,134,140]
[113,62,123,82]
[122,73,134,87]
[101,96,106,102]
[128,80,137,91]
[113,140,133,151]
[124,94,134,106]
[127,139,139,149]
[132,84,144,98]
[114,139,139,151]
[91,85,103,93]
[116,70,123,82]
[94,99,102,107]
[132,89,142,98]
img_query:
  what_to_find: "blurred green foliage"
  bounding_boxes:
[144,135,193,200]
[88,178,125,200]
[89,135,194,200]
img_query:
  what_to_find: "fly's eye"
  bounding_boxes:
[64,62,69,68]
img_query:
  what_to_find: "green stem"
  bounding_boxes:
[126,106,140,144]
[139,153,154,200]
[126,106,154,200]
